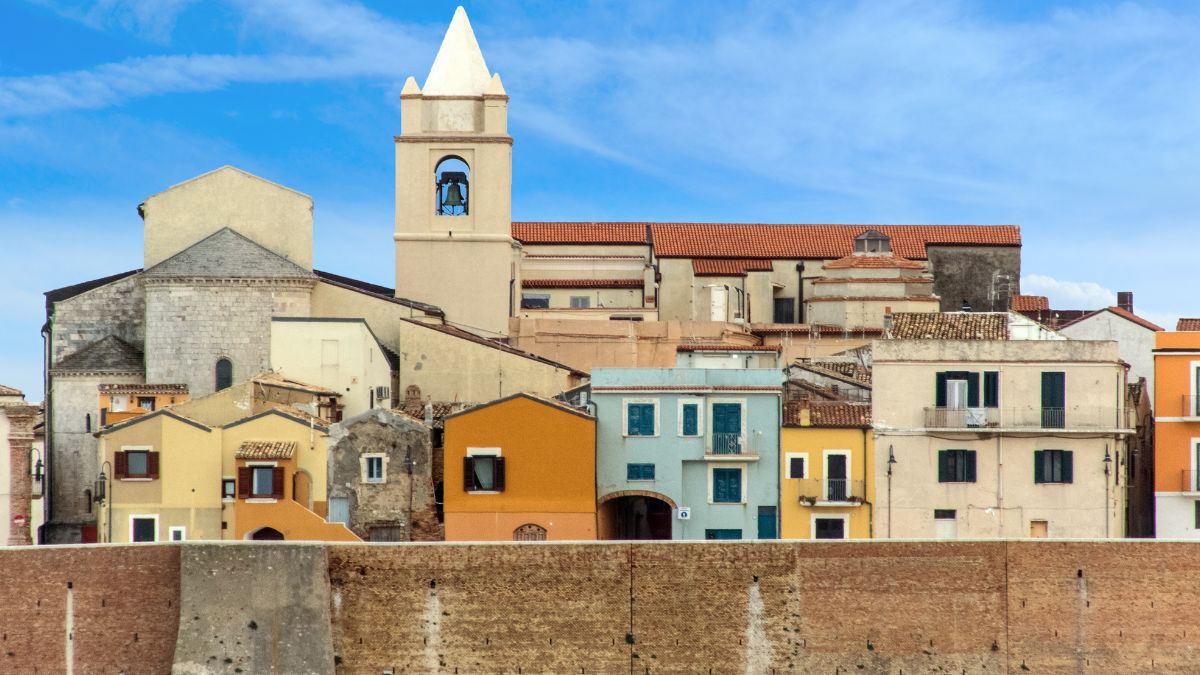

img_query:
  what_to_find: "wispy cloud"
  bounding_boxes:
[27,0,198,43]
[1022,274,1117,309]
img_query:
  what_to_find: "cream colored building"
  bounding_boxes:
[873,338,1131,539]
[270,318,396,419]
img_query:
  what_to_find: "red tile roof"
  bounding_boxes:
[822,254,925,270]
[1010,294,1050,312]
[692,258,775,276]
[889,312,1009,340]
[783,401,871,428]
[512,222,648,244]
[522,278,643,288]
[677,344,781,352]
[1103,306,1164,332]
[751,324,884,336]
[512,223,1021,259]
[1177,319,1200,331]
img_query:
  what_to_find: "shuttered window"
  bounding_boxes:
[680,403,700,436]
[114,450,159,480]
[936,372,980,408]
[464,456,505,492]
[1034,450,1073,484]
[626,403,656,436]
[983,371,1000,408]
[246,466,281,498]
[712,468,742,503]
[937,450,977,483]
[627,463,655,481]
[788,456,806,479]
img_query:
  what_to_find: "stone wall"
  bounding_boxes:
[3,541,1200,673]
[927,244,1021,313]
[144,279,313,397]
[50,273,145,365]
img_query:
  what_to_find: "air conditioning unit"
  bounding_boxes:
[375,386,391,400]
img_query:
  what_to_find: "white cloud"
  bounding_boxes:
[1021,274,1117,309]
[27,0,198,43]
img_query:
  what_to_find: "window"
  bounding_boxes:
[238,465,283,499]
[363,455,386,484]
[935,371,979,409]
[215,358,233,391]
[704,529,742,540]
[712,467,742,503]
[369,526,405,542]
[569,296,591,309]
[115,449,158,480]
[221,478,236,500]
[625,401,657,436]
[934,509,956,519]
[464,455,505,492]
[514,523,548,541]
[786,453,807,479]
[711,402,743,454]
[757,506,777,539]
[168,526,186,541]
[934,510,957,539]
[1194,501,1200,529]
[1034,449,1073,484]
[773,297,795,324]
[328,497,350,525]
[938,450,977,483]
[983,371,1000,408]
[1041,372,1066,428]
[137,396,156,411]
[813,517,846,540]
[521,293,550,309]
[825,452,849,501]
[130,516,157,543]
[627,463,655,481]
[679,401,700,436]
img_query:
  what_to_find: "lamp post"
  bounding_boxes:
[1103,445,1112,539]
[886,445,896,539]
[29,448,44,499]
[95,460,112,543]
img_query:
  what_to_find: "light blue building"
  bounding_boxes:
[591,367,783,540]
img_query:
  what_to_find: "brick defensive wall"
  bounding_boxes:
[1,541,1198,673]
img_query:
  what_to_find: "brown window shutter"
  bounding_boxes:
[463,457,474,492]
[272,467,285,499]
[147,452,160,480]
[494,457,506,492]
[114,451,128,479]
[237,467,251,499]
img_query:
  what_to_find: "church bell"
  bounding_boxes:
[437,171,469,215]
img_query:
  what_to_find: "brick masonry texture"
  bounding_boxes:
[0,545,179,674]
[6,541,1200,673]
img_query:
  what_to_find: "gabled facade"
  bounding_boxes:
[443,394,596,541]
[874,339,1130,539]
[592,368,783,540]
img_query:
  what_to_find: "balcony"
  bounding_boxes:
[710,432,746,455]
[922,406,1129,432]
[796,478,865,504]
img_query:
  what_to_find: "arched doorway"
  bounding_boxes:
[248,526,284,541]
[598,491,674,540]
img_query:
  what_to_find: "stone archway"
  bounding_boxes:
[598,490,675,540]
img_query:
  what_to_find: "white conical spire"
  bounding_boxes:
[423,6,492,96]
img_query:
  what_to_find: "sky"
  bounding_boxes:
[2,0,1199,401]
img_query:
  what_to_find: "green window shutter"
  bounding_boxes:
[935,372,948,407]
[627,404,640,434]
[938,451,950,483]
[713,468,741,502]
[1062,451,1073,484]
[713,404,742,434]
[966,451,977,482]
[1033,450,1045,483]
[682,404,698,435]
[983,372,999,408]
[967,373,980,407]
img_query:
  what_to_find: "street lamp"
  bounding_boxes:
[886,445,897,539]
[95,460,112,543]
[29,448,44,499]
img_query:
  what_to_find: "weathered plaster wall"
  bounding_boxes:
[927,244,1021,313]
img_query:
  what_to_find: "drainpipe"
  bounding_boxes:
[795,262,805,324]
[862,426,873,538]
[886,444,895,538]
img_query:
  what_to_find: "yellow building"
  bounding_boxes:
[780,401,873,539]
[95,378,358,543]
[443,394,596,541]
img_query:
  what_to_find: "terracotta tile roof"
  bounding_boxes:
[0,384,23,397]
[677,344,781,352]
[783,401,871,427]
[513,223,1021,258]
[522,278,643,288]
[252,373,339,397]
[1059,307,1164,333]
[99,383,188,395]
[812,277,933,285]
[751,324,884,336]
[592,385,781,392]
[805,361,873,386]
[692,259,775,276]
[394,402,478,429]
[822,254,925,270]
[1177,319,1200,331]
[236,440,297,460]
[1010,295,1049,312]
[889,312,1009,340]
[512,222,648,244]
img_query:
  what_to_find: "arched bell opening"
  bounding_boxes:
[434,156,470,216]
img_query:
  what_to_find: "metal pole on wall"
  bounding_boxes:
[886,445,896,539]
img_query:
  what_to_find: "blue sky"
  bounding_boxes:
[2,0,1199,400]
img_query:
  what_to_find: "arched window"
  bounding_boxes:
[513,523,547,541]
[434,156,470,216]
[215,358,233,391]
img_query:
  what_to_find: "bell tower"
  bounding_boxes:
[394,6,517,337]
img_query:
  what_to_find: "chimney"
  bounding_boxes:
[1117,291,1133,313]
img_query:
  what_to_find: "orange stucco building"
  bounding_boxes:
[1154,328,1200,537]
[443,394,596,541]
